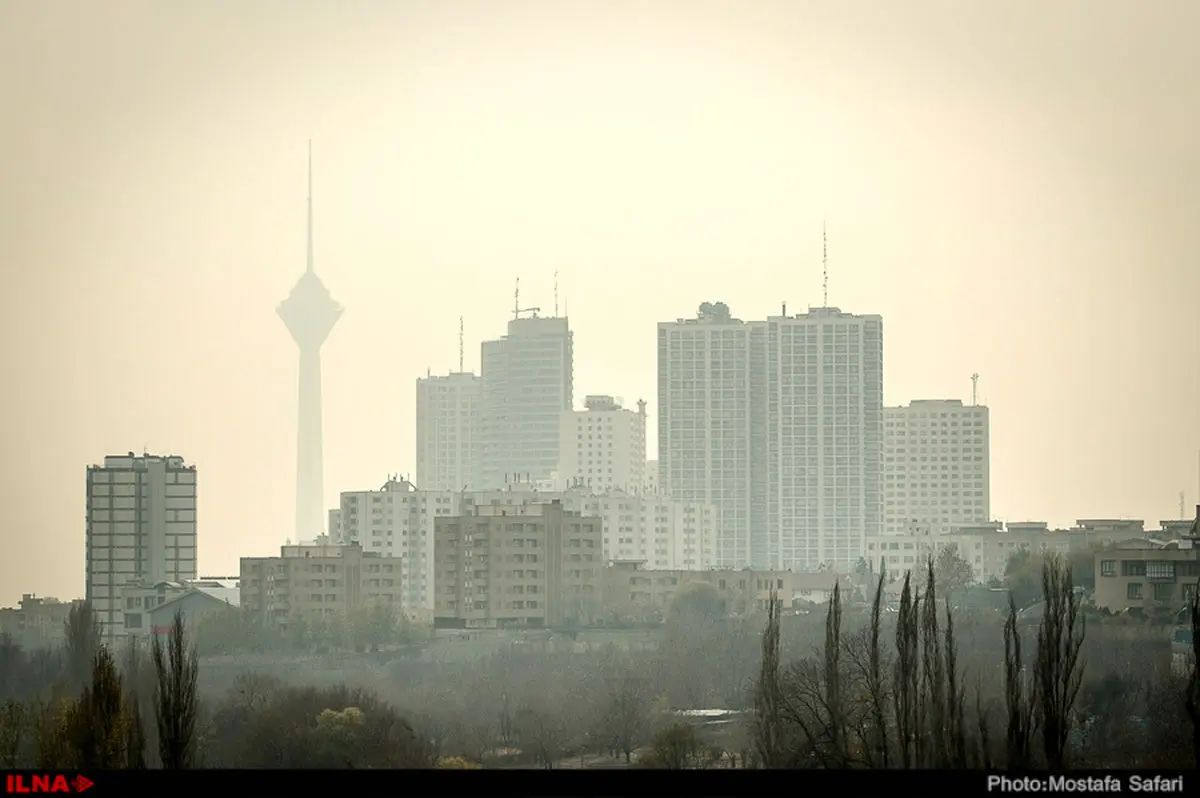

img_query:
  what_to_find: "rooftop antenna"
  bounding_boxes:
[1180,491,1186,520]
[971,373,979,406]
[554,270,559,317]
[512,276,541,319]
[306,140,314,275]
[822,220,828,307]
[458,316,464,373]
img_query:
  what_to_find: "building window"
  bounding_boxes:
[1145,561,1175,580]
[1152,582,1174,602]
[1126,583,1143,600]
[1121,561,1146,577]
[1099,560,1116,577]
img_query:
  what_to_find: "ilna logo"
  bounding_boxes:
[4,774,93,793]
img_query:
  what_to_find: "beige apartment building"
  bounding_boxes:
[602,561,847,621]
[240,543,406,630]
[0,595,81,650]
[1093,539,1200,613]
[434,500,603,628]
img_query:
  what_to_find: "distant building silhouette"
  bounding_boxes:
[416,371,483,492]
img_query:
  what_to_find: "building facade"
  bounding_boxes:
[480,315,573,489]
[465,486,717,571]
[557,395,647,494]
[0,595,80,650]
[335,478,459,611]
[240,542,407,630]
[415,371,483,492]
[658,302,768,570]
[1094,540,1199,613]
[765,307,884,573]
[657,302,883,573]
[883,399,990,536]
[85,453,197,642]
[434,501,603,628]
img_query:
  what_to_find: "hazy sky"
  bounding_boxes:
[2,0,1198,606]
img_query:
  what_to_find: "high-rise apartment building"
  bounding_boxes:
[416,371,483,491]
[557,395,647,493]
[85,453,197,642]
[766,307,884,572]
[883,399,990,536]
[433,501,603,628]
[658,302,883,572]
[480,315,573,489]
[658,302,769,569]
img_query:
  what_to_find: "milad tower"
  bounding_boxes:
[277,143,342,544]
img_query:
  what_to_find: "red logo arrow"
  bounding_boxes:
[71,776,93,793]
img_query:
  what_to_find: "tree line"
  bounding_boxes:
[752,552,1200,769]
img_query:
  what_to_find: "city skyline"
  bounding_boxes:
[3,2,1199,605]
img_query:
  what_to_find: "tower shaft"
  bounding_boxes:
[295,346,326,543]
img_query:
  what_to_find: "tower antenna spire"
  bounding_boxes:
[306,140,314,275]
[971,373,979,406]
[514,278,520,319]
[554,270,559,317]
[458,316,464,373]
[822,220,828,307]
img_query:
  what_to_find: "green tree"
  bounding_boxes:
[63,603,101,694]
[61,647,129,769]
[153,610,199,769]
[934,544,975,597]
[1004,549,1043,609]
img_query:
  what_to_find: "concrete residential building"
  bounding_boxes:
[465,486,717,570]
[0,595,81,650]
[240,542,407,630]
[1094,538,1199,613]
[327,509,342,542]
[434,501,602,628]
[480,315,573,489]
[118,580,233,640]
[883,399,990,536]
[335,478,459,611]
[602,561,851,621]
[658,302,768,569]
[765,306,884,572]
[645,460,659,495]
[557,395,647,493]
[416,371,483,491]
[86,453,198,642]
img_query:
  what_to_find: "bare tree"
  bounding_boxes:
[0,701,26,768]
[1035,554,1085,769]
[866,567,891,768]
[753,589,784,768]
[920,559,946,767]
[601,673,650,763]
[823,583,846,766]
[1185,578,1200,767]
[121,639,147,768]
[153,610,199,769]
[892,574,920,768]
[1003,595,1035,768]
[63,602,101,694]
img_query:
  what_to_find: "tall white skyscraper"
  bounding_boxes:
[658,302,769,569]
[883,399,990,536]
[416,371,483,491]
[658,302,883,572]
[85,453,198,642]
[766,307,884,572]
[557,395,647,493]
[480,315,573,489]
